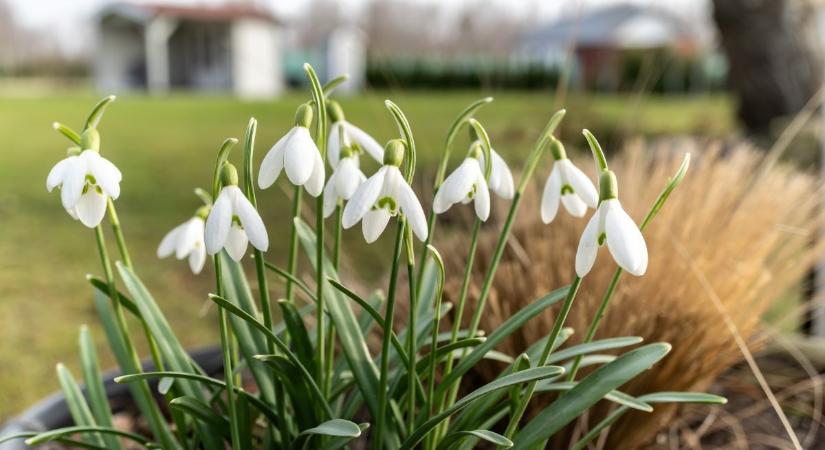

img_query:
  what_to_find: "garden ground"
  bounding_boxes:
[0,90,734,419]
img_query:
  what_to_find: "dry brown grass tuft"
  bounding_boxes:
[439,138,825,449]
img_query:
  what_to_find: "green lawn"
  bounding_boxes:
[0,90,734,419]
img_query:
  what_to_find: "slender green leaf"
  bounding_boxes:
[25,426,160,448]
[435,287,568,399]
[512,343,671,448]
[318,423,370,450]
[256,355,318,429]
[570,391,727,450]
[401,366,565,450]
[294,219,382,419]
[438,429,513,450]
[79,326,122,450]
[547,336,643,364]
[56,363,106,447]
[0,432,109,450]
[299,419,363,438]
[535,382,652,412]
[169,396,231,438]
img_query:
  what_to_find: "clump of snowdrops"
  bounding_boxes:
[2,65,725,450]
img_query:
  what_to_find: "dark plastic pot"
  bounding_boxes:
[0,346,223,450]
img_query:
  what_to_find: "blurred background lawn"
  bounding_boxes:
[0,90,733,417]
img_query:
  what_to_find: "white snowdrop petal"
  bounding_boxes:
[540,165,562,224]
[205,188,233,255]
[47,157,72,192]
[473,170,490,221]
[284,128,316,186]
[189,245,207,274]
[345,122,385,163]
[85,151,122,199]
[174,218,198,259]
[491,149,515,199]
[225,224,249,261]
[575,209,602,277]
[304,146,326,197]
[60,158,86,210]
[343,167,386,229]
[605,200,648,276]
[362,208,392,243]
[231,187,268,252]
[327,121,342,167]
[75,189,108,228]
[391,168,428,241]
[434,160,475,214]
[158,222,186,258]
[561,193,588,218]
[323,181,338,218]
[258,129,292,189]
[336,159,365,200]
[560,159,598,209]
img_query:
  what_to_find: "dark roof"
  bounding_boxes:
[523,3,694,50]
[100,2,278,24]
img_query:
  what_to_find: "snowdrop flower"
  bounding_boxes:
[576,170,647,277]
[327,100,384,167]
[433,142,490,221]
[206,163,269,261]
[323,129,367,218]
[157,207,208,274]
[469,127,514,200]
[541,138,598,223]
[342,140,427,244]
[258,103,325,197]
[46,129,122,228]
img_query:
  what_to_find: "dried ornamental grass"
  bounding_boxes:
[442,138,824,449]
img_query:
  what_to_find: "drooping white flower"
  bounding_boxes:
[206,164,268,261]
[342,140,427,244]
[47,146,122,228]
[323,150,367,218]
[575,171,647,277]
[433,145,490,221]
[258,104,325,197]
[326,100,384,167]
[540,139,598,223]
[157,215,207,274]
[476,144,514,200]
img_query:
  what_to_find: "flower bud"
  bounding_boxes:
[327,100,345,122]
[81,128,100,152]
[294,103,314,129]
[549,137,567,161]
[599,170,618,201]
[220,162,239,187]
[383,139,406,167]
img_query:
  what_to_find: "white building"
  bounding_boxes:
[95,2,284,99]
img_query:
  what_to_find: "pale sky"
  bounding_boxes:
[6,0,711,56]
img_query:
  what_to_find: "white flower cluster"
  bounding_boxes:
[46,99,647,278]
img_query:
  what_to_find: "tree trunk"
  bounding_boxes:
[712,0,823,134]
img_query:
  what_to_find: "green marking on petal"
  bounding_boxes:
[376,196,398,213]
[598,232,607,246]
[561,184,574,195]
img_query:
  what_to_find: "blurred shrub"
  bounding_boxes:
[440,139,824,449]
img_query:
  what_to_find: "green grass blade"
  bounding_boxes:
[401,366,565,450]
[0,432,111,450]
[512,343,671,448]
[256,355,319,429]
[79,326,123,450]
[318,423,370,450]
[56,363,107,448]
[299,419,363,438]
